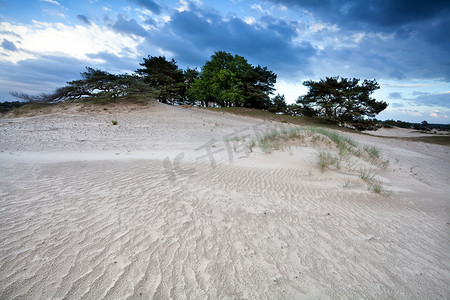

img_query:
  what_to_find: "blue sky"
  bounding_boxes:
[0,0,449,123]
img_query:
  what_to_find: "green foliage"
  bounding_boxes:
[136,56,185,104]
[0,101,26,113]
[297,77,388,130]
[188,51,276,108]
[286,103,316,117]
[269,94,287,113]
[111,120,118,125]
[242,65,277,109]
[182,67,200,103]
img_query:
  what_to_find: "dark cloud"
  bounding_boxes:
[1,39,17,51]
[150,8,315,76]
[112,14,149,37]
[143,18,156,27]
[409,92,450,108]
[0,55,87,101]
[389,92,402,99]
[77,14,91,26]
[268,0,450,81]
[268,0,450,29]
[311,27,450,81]
[260,16,298,40]
[130,0,161,15]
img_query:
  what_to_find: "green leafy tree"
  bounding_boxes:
[188,51,276,108]
[297,76,387,129]
[181,67,200,103]
[136,56,184,103]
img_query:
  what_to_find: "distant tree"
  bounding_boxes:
[269,94,287,113]
[136,55,184,104]
[381,119,411,129]
[297,76,388,130]
[0,101,26,113]
[421,120,429,126]
[286,103,315,117]
[188,51,276,108]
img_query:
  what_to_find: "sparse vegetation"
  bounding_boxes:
[359,168,376,182]
[316,150,338,172]
[252,126,392,196]
[258,129,284,153]
[112,120,118,125]
[364,145,380,161]
[247,139,256,152]
[359,168,391,196]
[368,180,392,196]
[343,178,351,188]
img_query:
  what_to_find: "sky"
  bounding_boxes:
[0,0,449,123]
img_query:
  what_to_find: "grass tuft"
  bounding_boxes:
[359,168,375,182]
[316,150,338,172]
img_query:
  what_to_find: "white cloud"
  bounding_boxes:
[309,23,339,33]
[40,0,61,5]
[244,16,256,25]
[429,110,449,118]
[177,0,189,12]
[176,0,202,12]
[42,9,68,19]
[122,6,132,14]
[0,21,144,63]
[274,80,308,104]
[251,4,270,14]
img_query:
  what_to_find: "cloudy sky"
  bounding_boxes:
[1,0,449,123]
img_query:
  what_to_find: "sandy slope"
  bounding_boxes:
[0,102,449,299]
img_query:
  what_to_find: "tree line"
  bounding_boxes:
[10,50,388,130]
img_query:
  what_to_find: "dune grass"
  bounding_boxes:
[316,150,339,172]
[254,127,392,196]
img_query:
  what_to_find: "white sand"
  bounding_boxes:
[0,102,449,299]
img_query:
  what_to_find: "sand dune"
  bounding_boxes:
[0,102,449,299]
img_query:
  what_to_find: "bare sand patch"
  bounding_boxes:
[1,102,449,299]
